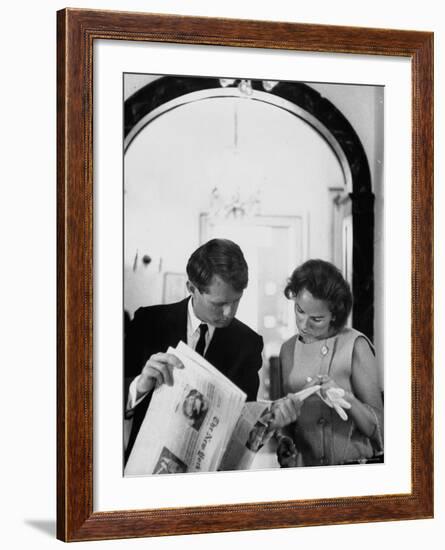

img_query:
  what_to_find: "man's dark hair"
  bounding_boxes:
[186,239,248,293]
[284,259,353,330]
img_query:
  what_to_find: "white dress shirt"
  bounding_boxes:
[186,297,215,356]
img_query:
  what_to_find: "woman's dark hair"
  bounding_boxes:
[186,239,248,293]
[284,259,353,330]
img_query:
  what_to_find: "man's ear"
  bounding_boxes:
[186,280,195,295]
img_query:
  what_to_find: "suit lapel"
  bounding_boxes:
[163,298,188,348]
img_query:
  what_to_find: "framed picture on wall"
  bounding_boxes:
[57,8,433,542]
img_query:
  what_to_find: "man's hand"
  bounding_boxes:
[136,353,184,398]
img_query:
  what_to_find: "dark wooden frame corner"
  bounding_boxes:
[57,8,434,542]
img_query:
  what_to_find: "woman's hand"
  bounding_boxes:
[266,383,321,429]
[316,375,352,420]
[265,395,303,429]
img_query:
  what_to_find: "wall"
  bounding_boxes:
[1,2,443,550]
[313,83,385,376]
[124,92,344,314]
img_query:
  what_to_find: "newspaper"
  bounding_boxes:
[125,341,257,476]
[218,401,273,471]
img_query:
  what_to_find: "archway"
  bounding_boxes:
[124,76,374,340]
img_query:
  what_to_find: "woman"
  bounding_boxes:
[271,259,383,467]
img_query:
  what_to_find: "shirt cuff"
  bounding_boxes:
[125,375,149,417]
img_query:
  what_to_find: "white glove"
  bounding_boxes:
[318,387,351,421]
[268,385,321,428]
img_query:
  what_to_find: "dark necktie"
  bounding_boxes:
[195,323,208,357]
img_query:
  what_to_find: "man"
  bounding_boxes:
[124,238,263,460]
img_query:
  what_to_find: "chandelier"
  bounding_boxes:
[208,184,261,221]
[219,78,278,96]
[204,78,279,222]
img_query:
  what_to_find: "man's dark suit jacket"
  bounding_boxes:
[124,298,263,459]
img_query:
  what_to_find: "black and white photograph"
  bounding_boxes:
[123,73,385,475]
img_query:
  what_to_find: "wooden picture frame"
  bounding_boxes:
[57,8,433,542]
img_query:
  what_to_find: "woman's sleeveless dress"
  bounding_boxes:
[281,328,375,466]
